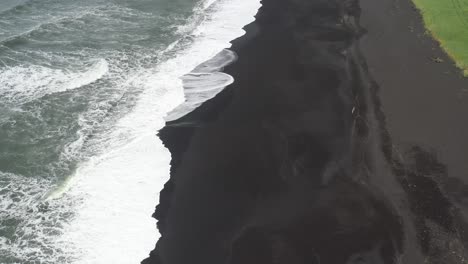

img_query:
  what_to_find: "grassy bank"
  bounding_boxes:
[412,0,468,76]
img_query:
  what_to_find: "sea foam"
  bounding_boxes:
[51,0,262,263]
[0,0,261,263]
[165,49,236,121]
[0,59,109,105]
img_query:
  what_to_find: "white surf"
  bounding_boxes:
[51,0,262,263]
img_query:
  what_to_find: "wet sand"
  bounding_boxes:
[143,0,468,263]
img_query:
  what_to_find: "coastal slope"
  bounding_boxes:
[144,0,468,263]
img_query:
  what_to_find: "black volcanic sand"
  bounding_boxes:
[143,0,468,263]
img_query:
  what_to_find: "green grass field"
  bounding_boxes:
[412,0,468,76]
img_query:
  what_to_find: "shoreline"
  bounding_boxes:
[144,0,468,263]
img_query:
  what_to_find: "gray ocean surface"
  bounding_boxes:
[0,0,207,262]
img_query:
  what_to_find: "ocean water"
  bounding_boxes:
[0,0,261,263]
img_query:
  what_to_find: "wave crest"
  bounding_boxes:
[0,59,109,105]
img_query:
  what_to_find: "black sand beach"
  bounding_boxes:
[143,0,468,263]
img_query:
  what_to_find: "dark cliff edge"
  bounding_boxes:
[143,0,468,263]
